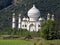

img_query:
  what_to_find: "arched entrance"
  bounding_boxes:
[29,24,36,31]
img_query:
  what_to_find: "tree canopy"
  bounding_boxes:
[41,20,56,40]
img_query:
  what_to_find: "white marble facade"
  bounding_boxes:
[12,5,54,32]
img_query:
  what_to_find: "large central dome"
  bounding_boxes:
[28,5,40,18]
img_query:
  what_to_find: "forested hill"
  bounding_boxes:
[0,0,60,30]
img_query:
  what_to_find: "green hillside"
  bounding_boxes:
[0,0,60,29]
[0,0,12,10]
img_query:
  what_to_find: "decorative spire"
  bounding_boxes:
[33,4,35,7]
[19,14,21,17]
[13,13,15,16]
[33,4,35,8]
[48,13,50,16]
[47,13,50,20]
[51,14,54,21]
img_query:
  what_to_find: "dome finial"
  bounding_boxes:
[33,4,35,8]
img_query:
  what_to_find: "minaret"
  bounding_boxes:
[47,13,50,20]
[51,14,54,21]
[18,14,21,29]
[12,13,15,29]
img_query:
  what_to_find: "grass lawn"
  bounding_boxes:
[0,39,60,45]
[37,39,60,45]
[0,40,34,45]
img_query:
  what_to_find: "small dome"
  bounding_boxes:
[23,18,27,20]
[23,18,29,21]
[28,5,40,18]
[39,18,45,21]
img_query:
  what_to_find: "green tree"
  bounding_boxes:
[41,19,56,40]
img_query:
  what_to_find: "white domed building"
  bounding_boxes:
[12,5,54,32]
